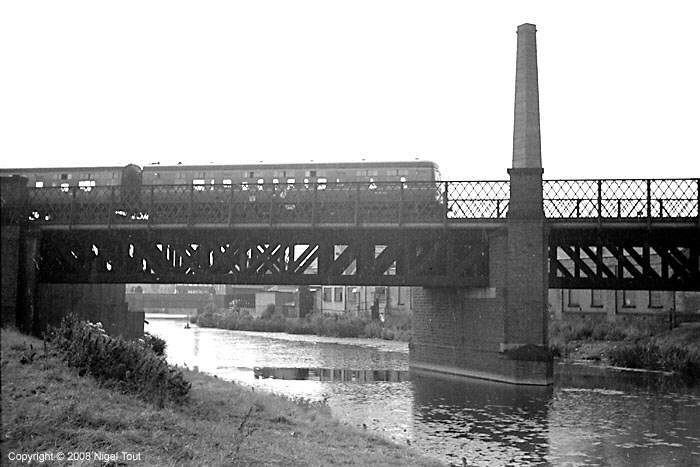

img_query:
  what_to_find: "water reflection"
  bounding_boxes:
[147,318,700,466]
[410,372,552,465]
[254,367,410,382]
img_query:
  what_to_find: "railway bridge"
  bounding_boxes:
[1,24,698,385]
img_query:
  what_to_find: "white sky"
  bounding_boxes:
[1,1,698,179]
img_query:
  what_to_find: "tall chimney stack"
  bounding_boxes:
[512,23,541,169]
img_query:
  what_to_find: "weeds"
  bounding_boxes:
[51,315,190,406]
[608,341,700,379]
[195,306,412,342]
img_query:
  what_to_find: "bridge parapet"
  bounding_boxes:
[7,178,699,228]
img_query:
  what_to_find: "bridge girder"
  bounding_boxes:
[36,228,491,287]
[549,227,700,291]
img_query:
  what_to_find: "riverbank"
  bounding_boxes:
[194,306,411,341]
[551,320,700,380]
[0,328,437,466]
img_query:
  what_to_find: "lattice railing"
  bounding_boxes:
[11,178,699,226]
[543,179,699,219]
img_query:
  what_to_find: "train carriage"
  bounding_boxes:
[1,160,442,225]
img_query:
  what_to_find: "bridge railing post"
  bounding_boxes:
[188,184,194,226]
[646,179,652,224]
[311,183,318,226]
[354,184,360,225]
[597,180,602,224]
[148,185,154,228]
[69,186,76,227]
[398,183,404,226]
[697,178,700,226]
[227,184,235,227]
[108,186,115,229]
[443,181,449,226]
[269,182,275,225]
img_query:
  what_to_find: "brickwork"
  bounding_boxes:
[36,283,143,339]
[1,225,20,328]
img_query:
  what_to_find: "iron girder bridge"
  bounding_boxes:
[3,178,699,290]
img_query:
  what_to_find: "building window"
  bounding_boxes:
[649,291,664,308]
[567,290,580,308]
[622,290,635,308]
[591,290,604,308]
[248,171,255,178]
[334,287,343,302]
[78,180,96,192]
[60,173,69,180]
[323,287,332,302]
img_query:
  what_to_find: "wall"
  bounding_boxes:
[1,225,20,328]
[550,288,700,328]
[36,284,143,339]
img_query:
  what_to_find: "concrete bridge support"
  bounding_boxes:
[1,176,143,338]
[410,24,552,385]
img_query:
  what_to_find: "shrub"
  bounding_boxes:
[143,332,166,356]
[608,341,700,379]
[52,315,190,406]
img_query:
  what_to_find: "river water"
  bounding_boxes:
[146,317,700,466]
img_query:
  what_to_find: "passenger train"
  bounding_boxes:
[1,161,443,224]
[0,160,440,190]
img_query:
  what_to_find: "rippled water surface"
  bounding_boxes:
[147,317,700,466]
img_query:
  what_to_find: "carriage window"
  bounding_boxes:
[78,180,95,192]
[400,176,407,188]
[272,178,279,185]
[60,183,70,193]
[35,181,44,188]
[368,178,377,190]
[317,177,327,190]
[257,179,265,190]
[241,182,249,191]
[193,179,205,191]
[223,179,232,186]
[287,178,295,188]
[303,178,309,188]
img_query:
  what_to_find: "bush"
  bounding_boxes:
[52,315,190,406]
[608,341,700,379]
[192,306,412,341]
[143,331,166,356]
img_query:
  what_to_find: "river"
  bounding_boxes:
[146,316,700,466]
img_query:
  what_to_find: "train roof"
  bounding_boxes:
[0,160,439,174]
[0,165,127,174]
[142,160,439,172]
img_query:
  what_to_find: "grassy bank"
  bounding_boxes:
[550,319,700,380]
[1,328,436,466]
[195,305,412,342]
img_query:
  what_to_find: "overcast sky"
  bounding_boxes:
[1,1,698,179]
